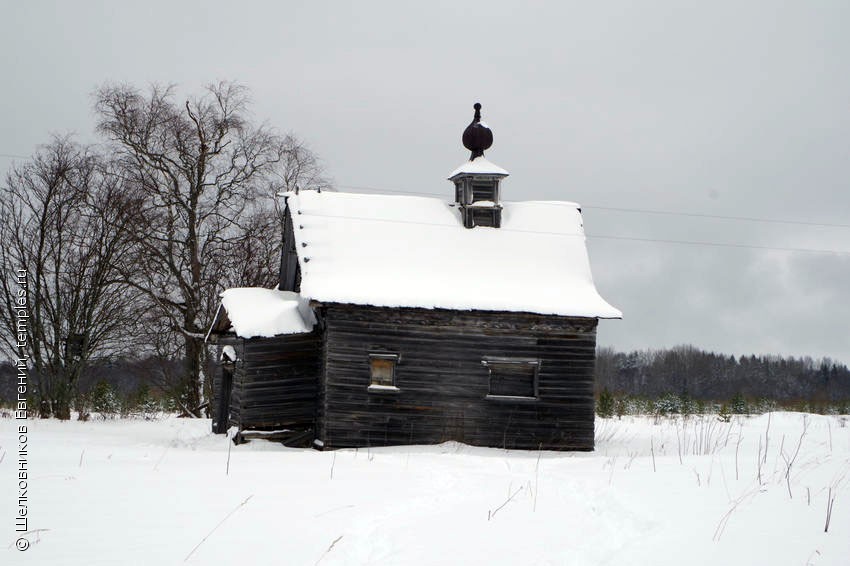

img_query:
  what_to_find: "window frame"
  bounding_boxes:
[367,352,401,393]
[482,357,540,402]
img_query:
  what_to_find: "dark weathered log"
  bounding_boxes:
[318,304,598,451]
[211,302,599,451]
[211,333,320,433]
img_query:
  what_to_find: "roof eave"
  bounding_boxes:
[447,171,509,182]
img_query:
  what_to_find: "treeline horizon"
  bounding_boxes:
[595,344,850,406]
[2,344,849,416]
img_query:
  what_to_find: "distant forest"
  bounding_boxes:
[595,345,850,405]
[3,345,849,416]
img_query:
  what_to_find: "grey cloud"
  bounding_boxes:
[2,0,848,362]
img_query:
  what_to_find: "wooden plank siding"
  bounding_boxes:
[318,304,598,451]
[211,332,321,433]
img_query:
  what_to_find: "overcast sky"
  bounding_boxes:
[2,1,849,363]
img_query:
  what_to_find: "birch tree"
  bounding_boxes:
[0,137,142,418]
[94,81,326,414]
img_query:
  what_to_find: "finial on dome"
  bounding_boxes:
[462,102,493,160]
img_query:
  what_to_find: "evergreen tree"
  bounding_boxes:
[597,388,615,418]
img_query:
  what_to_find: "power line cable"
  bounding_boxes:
[336,184,442,198]
[584,234,850,255]
[294,209,850,257]
[0,169,842,230]
[576,205,850,229]
[336,182,850,230]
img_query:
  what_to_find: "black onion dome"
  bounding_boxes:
[462,102,493,160]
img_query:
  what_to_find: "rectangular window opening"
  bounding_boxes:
[369,353,400,392]
[471,208,499,227]
[484,358,539,400]
[471,180,497,202]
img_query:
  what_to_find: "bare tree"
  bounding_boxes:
[0,137,143,418]
[94,81,327,415]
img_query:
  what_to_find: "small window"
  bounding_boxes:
[471,207,500,227]
[369,353,400,392]
[484,358,539,400]
[471,179,497,202]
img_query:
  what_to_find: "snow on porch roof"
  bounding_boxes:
[285,191,621,319]
[218,288,317,339]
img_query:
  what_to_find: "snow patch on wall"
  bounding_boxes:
[220,345,237,362]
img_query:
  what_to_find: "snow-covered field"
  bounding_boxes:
[2,413,848,565]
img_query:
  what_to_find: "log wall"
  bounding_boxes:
[319,304,598,450]
[212,332,321,432]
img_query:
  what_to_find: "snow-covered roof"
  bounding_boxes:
[448,156,509,179]
[219,288,317,338]
[286,191,621,319]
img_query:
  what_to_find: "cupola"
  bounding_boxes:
[448,103,508,229]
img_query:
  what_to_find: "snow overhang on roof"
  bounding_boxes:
[284,190,622,319]
[448,156,509,180]
[217,288,317,339]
